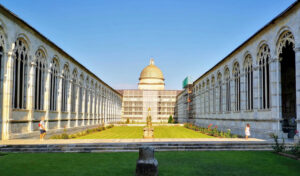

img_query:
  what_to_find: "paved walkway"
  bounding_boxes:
[0,138,268,145]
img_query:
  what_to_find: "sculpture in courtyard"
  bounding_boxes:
[143,108,154,138]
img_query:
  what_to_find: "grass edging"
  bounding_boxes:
[50,125,114,139]
[184,123,240,138]
[277,152,300,160]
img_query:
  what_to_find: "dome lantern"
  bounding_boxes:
[138,58,165,90]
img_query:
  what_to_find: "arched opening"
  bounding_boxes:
[34,49,46,110]
[13,38,29,109]
[0,30,5,140]
[280,39,296,138]
[49,58,59,111]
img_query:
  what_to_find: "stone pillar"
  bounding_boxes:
[2,50,14,140]
[27,58,36,132]
[44,68,52,130]
[240,72,246,111]
[231,78,235,112]
[101,95,103,124]
[295,46,300,135]
[82,86,86,126]
[253,64,259,115]
[75,83,80,127]
[105,97,108,123]
[56,74,63,129]
[87,89,91,125]
[95,93,98,124]
[271,56,282,136]
[216,85,219,114]
[201,90,204,115]
[90,90,93,125]
[99,94,102,124]
[222,82,226,113]
[67,79,72,128]
[136,146,158,176]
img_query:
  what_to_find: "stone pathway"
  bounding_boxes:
[0,138,267,145]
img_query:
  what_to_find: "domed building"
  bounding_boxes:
[119,58,181,122]
[138,59,165,90]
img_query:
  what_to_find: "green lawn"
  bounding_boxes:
[76,126,213,139]
[0,151,299,176]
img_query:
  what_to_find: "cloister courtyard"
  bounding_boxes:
[0,125,299,176]
[1,0,300,175]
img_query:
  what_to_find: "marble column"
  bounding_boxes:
[295,45,300,135]
[56,74,63,129]
[253,64,259,116]
[75,83,80,127]
[2,50,14,140]
[240,72,246,112]
[270,56,282,136]
[27,58,36,132]
[231,78,235,112]
[87,89,91,125]
[67,79,72,128]
[44,68,52,130]
[82,86,86,126]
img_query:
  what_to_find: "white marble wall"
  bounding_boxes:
[0,8,123,140]
[176,2,300,138]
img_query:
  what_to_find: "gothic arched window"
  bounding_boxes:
[0,30,5,99]
[61,64,69,112]
[202,82,206,114]
[217,73,222,113]
[13,38,29,109]
[206,79,210,113]
[225,68,231,112]
[50,58,59,111]
[85,77,89,114]
[34,50,46,110]
[211,76,216,113]
[233,62,240,111]
[71,69,77,113]
[244,54,253,110]
[90,81,94,114]
[258,44,270,109]
[78,74,84,113]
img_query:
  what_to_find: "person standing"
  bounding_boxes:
[39,117,46,140]
[245,124,250,140]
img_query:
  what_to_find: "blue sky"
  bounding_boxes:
[0,0,296,90]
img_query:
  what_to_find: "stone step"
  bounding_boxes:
[0,142,278,148]
[0,142,285,152]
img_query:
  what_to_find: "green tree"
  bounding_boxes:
[168,115,173,123]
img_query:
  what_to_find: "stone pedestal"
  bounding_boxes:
[136,146,158,176]
[143,127,154,139]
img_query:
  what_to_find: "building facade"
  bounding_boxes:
[174,77,194,123]
[175,1,300,139]
[120,59,180,122]
[0,5,122,140]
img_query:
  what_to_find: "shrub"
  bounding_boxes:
[168,115,173,123]
[61,133,69,139]
[290,142,300,157]
[126,118,130,124]
[50,125,114,139]
[183,123,239,138]
[270,133,285,153]
[225,129,231,138]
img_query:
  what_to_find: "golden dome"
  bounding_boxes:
[139,59,164,80]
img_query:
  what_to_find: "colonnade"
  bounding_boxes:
[0,6,122,140]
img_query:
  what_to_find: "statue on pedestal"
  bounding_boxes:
[143,107,154,138]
